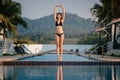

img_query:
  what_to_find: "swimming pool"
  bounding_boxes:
[19,53,94,61]
[2,65,120,80]
[1,46,120,80]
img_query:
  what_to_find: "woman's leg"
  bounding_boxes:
[59,66,63,80]
[55,34,60,60]
[59,34,64,61]
[56,65,59,80]
[56,66,63,80]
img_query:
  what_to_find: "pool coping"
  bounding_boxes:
[1,61,120,66]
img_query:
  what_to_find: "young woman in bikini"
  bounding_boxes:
[54,4,65,61]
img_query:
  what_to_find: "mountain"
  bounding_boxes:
[17,13,95,38]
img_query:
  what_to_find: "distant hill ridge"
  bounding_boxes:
[17,13,94,37]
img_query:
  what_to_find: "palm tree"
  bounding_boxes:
[14,39,31,47]
[91,0,120,51]
[91,0,120,24]
[13,38,31,56]
[111,0,120,19]
[91,0,113,25]
[0,0,27,37]
[0,0,27,54]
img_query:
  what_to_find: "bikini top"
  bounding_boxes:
[55,21,63,26]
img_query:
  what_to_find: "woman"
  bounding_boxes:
[54,4,65,61]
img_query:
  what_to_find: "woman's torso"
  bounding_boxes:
[55,21,64,34]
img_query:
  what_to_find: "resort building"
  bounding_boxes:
[96,18,120,55]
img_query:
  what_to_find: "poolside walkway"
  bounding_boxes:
[0,54,32,62]
[81,54,120,61]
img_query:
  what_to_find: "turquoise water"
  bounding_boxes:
[20,53,93,61]
[3,65,120,80]
[20,44,93,61]
[2,45,120,80]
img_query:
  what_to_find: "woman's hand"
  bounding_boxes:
[56,4,62,7]
[59,4,63,7]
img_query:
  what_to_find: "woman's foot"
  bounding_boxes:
[57,53,59,61]
[59,54,62,61]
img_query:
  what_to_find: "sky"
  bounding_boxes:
[13,0,100,19]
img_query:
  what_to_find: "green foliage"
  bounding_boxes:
[14,38,32,46]
[16,13,95,44]
[37,32,52,44]
[89,44,98,51]
[2,53,18,56]
[18,32,54,44]
[17,13,94,38]
[2,53,11,56]
[64,38,79,44]
[91,0,120,25]
[0,0,27,38]
[77,33,99,44]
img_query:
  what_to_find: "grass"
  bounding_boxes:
[64,38,79,44]
[49,38,79,44]
[2,53,23,56]
[111,54,120,57]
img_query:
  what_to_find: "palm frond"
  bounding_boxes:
[0,0,27,38]
[13,16,28,28]
[8,22,17,36]
[91,0,120,25]
[0,14,5,21]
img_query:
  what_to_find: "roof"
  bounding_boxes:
[96,18,120,32]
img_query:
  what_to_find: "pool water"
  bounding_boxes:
[2,44,119,80]
[20,53,93,61]
[3,65,120,80]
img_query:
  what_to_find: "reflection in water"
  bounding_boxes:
[2,65,120,80]
[57,55,63,80]
[57,65,63,80]
[0,66,3,80]
[57,54,62,61]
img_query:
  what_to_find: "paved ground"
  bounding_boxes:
[0,54,32,62]
[81,54,120,61]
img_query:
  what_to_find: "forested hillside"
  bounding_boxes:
[17,13,96,44]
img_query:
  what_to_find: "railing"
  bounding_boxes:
[88,45,101,58]
[88,42,112,58]
[107,41,113,50]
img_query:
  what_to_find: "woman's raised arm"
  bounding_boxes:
[54,5,57,22]
[60,5,65,22]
